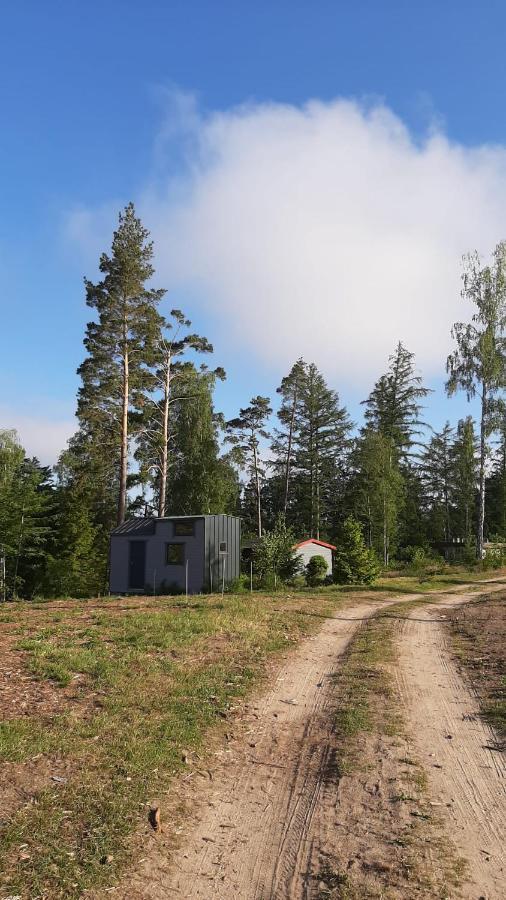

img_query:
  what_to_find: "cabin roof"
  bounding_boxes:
[294,538,336,551]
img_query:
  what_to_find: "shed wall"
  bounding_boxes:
[295,543,333,572]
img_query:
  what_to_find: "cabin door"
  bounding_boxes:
[129,541,146,590]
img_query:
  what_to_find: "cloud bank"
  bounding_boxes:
[0,407,75,466]
[136,96,506,388]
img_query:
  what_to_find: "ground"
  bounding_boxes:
[0,575,504,899]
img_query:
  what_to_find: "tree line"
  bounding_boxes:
[1,205,506,598]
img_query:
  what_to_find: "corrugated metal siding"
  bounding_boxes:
[110,515,241,594]
[204,515,240,590]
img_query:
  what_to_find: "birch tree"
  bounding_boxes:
[446,243,506,558]
[136,310,216,517]
[226,396,272,536]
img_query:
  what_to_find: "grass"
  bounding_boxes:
[0,589,350,898]
[0,571,499,898]
[446,591,506,738]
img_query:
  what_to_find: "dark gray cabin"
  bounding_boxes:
[109,515,241,595]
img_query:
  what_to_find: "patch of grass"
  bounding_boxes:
[0,590,349,898]
[446,592,506,738]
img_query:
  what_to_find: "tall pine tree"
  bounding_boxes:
[77,203,165,525]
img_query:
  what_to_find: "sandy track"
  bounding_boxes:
[396,591,506,900]
[120,598,401,899]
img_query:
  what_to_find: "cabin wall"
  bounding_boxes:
[295,543,333,573]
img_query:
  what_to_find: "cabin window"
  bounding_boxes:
[166,543,185,565]
[174,521,195,537]
[219,541,227,552]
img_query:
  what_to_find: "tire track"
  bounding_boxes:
[121,598,404,899]
[396,591,506,899]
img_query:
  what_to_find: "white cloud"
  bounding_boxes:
[68,94,506,389]
[0,408,74,466]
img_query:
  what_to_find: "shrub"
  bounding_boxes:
[333,517,379,585]
[253,516,302,587]
[305,555,328,586]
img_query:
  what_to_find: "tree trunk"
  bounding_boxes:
[283,384,298,515]
[158,354,171,518]
[477,387,487,559]
[383,494,388,566]
[253,441,262,537]
[118,344,129,526]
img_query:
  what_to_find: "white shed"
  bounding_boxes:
[293,539,336,574]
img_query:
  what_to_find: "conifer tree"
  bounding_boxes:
[271,359,306,515]
[333,516,379,584]
[291,364,351,539]
[0,430,55,598]
[420,423,454,542]
[363,341,430,458]
[446,243,506,557]
[77,203,165,525]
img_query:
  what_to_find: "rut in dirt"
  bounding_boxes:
[396,592,506,900]
[117,598,398,900]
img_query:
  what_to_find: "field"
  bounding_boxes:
[0,573,504,899]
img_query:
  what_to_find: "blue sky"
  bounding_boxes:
[2,1,506,462]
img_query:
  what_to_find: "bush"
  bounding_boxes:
[305,555,328,586]
[253,516,302,587]
[333,517,379,585]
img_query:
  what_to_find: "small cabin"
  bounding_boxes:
[294,539,336,574]
[109,515,241,595]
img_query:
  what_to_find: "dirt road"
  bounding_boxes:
[118,585,506,900]
[397,591,506,900]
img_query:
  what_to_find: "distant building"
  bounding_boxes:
[109,515,241,595]
[293,538,336,573]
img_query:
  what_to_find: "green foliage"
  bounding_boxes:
[0,430,55,598]
[349,430,404,564]
[305,554,328,586]
[226,396,272,536]
[77,203,165,525]
[446,243,506,557]
[333,517,379,585]
[252,516,301,586]
[363,341,430,458]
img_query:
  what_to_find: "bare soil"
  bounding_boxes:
[396,591,506,900]
[446,592,506,739]
[109,584,506,900]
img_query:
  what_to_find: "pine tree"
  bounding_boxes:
[363,341,430,458]
[446,243,506,557]
[271,359,306,515]
[226,396,272,536]
[77,203,165,526]
[290,364,351,539]
[0,430,55,598]
[420,423,454,543]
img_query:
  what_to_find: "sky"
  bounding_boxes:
[2,1,506,464]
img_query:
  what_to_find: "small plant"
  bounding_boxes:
[305,554,328,586]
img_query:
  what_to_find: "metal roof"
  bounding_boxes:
[111,514,240,536]
[294,538,337,551]
[110,518,157,536]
